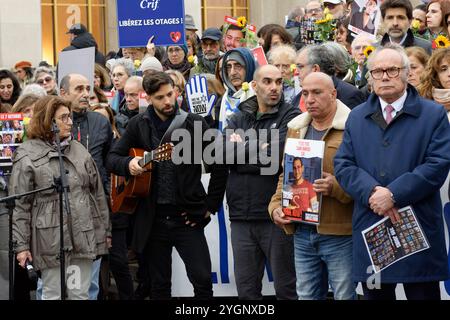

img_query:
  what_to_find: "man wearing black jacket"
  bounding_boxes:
[223,65,299,300]
[292,45,366,110]
[60,73,113,300]
[106,72,227,299]
[64,24,106,66]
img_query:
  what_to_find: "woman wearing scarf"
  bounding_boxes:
[163,45,192,81]
[11,96,110,300]
[418,47,450,121]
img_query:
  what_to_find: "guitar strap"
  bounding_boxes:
[159,109,188,145]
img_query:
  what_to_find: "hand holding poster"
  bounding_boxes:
[185,75,217,117]
[362,206,430,273]
[116,0,186,47]
[282,138,324,224]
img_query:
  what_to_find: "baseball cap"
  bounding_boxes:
[66,23,88,35]
[323,0,345,4]
[201,28,222,41]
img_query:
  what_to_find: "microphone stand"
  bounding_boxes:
[0,184,55,300]
[51,121,72,301]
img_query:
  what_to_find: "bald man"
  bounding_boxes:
[269,72,355,300]
[224,64,300,299]
[60,73,113,300]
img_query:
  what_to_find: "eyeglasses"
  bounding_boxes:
[226,63,244,72]
[296,63,311,70]
[324,2,340,9]
[370,67,405,80]
[55,113,72,124]
[306,8,323,14]
[36,76,53,85]
[353,45,368,51]
[168,47,182,54]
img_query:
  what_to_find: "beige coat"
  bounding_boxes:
[268,100,354,235]
[10,139,110,271]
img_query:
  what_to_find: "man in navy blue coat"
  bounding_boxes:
[334,44,450,300]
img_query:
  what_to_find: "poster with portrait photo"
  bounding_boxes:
[362,206,430,273]
[281,138,325,225]
[348,0,381,39]
[0,113,24,176]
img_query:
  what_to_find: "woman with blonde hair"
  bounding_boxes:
[165,69,189,111]
[417,47,450,120]
[12,94,40,118]
[267,44,299,104]
[405,47,430,88]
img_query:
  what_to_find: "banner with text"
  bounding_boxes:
[116,0,186,47]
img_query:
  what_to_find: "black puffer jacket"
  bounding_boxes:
[223,96,300,221]
[63,32,106,66]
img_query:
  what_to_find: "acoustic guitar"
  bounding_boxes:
[110,143,173,214]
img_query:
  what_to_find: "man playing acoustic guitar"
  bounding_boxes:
[107,72,227,299]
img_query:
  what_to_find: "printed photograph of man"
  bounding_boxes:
[349,0,379,36]
[2,133,13,145]
[285,157,319,213]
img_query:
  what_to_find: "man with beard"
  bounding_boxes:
[190,28,223,76]
[223,65,299,299]
[60,73,113,300]
[212,47,257,130]
[378,0,431,54]
[107,72,227,299]
[223,24,246,52]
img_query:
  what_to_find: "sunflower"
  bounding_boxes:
[236,16,247,28]
[315,18,328,25]
[290,64,297,73]
[363,45,375,58]
[325,13,334,21]
[435,35,450,48]
[411,19,421,30]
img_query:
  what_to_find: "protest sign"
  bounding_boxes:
[58,47,95,93]
[185,75,217,117]
[116,0,186,47]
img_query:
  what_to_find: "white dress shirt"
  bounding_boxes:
[378,90,408,122]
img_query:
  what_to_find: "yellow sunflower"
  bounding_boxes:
[435,35,450,48]
[411,19,421,30]
[236,16,247,28]
[363,45,375,58]
[290,64,297,73]
[315,18,328,25]
[325,13,334,21]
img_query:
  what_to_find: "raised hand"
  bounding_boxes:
[185,75,217,117]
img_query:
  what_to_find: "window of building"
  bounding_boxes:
[41,0,107,65]
[201,0,249,29]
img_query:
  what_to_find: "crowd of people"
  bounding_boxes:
[0,0,449,301]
